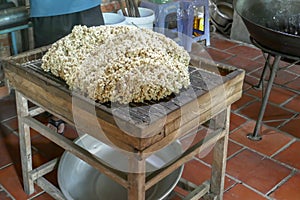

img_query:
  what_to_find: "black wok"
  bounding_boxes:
[235,0,300,57]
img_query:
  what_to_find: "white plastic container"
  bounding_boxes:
[117,7,155,29]
[103,12,126,25]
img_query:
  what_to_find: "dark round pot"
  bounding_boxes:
[235,0,300,57]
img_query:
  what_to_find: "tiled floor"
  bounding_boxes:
[0,32,299,200]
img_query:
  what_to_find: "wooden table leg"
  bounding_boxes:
[16,91,34,194]
[128,155,146,200]
[208,106,230,200]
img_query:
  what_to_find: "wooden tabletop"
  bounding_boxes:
[3,47,245,153]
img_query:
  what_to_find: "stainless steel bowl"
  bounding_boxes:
[58,134,184,200]
[210,2,233,27]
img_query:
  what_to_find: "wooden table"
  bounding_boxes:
[3,47,244,200]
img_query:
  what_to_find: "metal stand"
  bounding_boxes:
[0,23,32,55]
[247,38,300,141]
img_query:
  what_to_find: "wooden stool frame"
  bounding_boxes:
[3,47,244,200]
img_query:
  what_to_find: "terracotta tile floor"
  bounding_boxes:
[0,33,299,199]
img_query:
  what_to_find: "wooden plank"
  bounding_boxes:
[5,67,165,150]
[128,156,146,200]
[70,98,166,151]
[29,158,59,181]
[141,87,243,154]
[2,46,47,67]
[143,113,202,155]
[70,95,140,151]
[5,69,74,124]
[145,128,226,190]
[7,66,242,153]
[15,91,34,194]
[29,106,45,117]
[178,177,199,191]
[5,69,150,151]
[209,107,230,200]
[5,64,144,137]
[190,55,237,76]
[5,59,244,150]
[164,72,244,136]
[36,177,66,200]
[23,116,129,188]
[183,180,210,200]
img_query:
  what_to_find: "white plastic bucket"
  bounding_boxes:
[103,12,126,25]
[117,7,155,29]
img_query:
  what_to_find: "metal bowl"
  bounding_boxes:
[235,0,300,57]
[58,134,184,200]
[210,2,233,27]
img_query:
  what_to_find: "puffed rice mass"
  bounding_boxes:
[41,25,191,104]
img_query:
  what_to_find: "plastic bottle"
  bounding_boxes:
[193,6,204,36]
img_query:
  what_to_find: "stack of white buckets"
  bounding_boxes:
[103,8,155,29]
